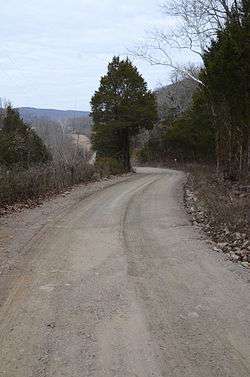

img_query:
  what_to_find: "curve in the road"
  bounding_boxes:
[0,168,249,377]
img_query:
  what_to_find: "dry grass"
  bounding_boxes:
[188,164,249,239]
[0,160,96,208]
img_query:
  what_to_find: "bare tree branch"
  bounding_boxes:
[131,0,241,85]
[132,43,205,86]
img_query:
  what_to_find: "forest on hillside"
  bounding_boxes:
[134,0,249,183]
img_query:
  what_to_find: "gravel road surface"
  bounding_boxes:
[0,167,249,377]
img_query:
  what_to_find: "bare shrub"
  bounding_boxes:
[0,160,95,206]
[188,164,249,238]
[0,116,127,210]
[95,157,125,178]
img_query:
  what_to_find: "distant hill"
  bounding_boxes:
[16,107,92,137]
[17,107,90,123]
[155,78,198,120]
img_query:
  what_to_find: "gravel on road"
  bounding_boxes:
[0,167,249,377]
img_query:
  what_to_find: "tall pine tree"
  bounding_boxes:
[91,57,157,171]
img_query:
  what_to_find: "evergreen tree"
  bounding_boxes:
[203,0,249,179]
[138,87,215,163]
[164,89,215,161]
[0,105,50,168]
[91,57,158,171]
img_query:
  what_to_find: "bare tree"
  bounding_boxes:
[133,0,237,84]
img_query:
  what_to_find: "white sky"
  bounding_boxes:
[0,0,198,110]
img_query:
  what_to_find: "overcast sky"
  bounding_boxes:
[0,0,196,110]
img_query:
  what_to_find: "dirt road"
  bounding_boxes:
[0,168,249,377]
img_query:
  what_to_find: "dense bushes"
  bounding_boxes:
[0,105,130,209]
[0,106,96,207]
[0,160,95,206]
[187,164,249,237]
[95,157,125,177]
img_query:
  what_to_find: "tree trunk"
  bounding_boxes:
[122,130,131,172]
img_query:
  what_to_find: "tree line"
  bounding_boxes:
[91,0,248,181]
[203,0,249,179]
[136,0,249,180]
